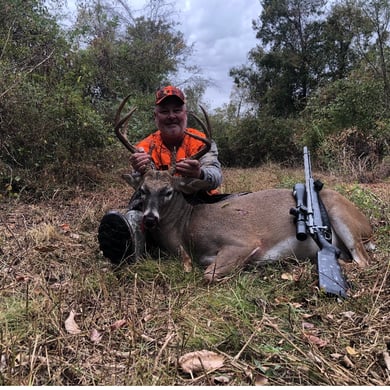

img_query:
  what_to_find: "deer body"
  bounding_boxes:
[126,170,373,282]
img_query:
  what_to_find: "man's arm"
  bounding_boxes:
[198,141,223,190]
[175,140,223,190]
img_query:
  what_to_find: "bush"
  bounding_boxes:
[213,114,300,167]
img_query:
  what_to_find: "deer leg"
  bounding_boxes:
[329,215,373,268]
[323,191,374,268]
[178,245,192,272]
[204,246,261,283]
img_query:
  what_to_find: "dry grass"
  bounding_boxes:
[0,165,389,385]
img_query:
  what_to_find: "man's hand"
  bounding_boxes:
[175,159,202,179]
[130,148,151,174]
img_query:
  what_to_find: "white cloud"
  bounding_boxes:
[176,0,261,108]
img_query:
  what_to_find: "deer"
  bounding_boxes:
[114,96,374,284]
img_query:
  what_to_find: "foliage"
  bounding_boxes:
[228,0,389,171]
[298,67,390,173]
[213,113,300,167]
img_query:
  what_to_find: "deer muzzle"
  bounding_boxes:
[143,213,159,230]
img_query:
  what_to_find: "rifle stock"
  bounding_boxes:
[316,236,348,297]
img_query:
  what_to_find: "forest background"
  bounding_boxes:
[0,0,389,199]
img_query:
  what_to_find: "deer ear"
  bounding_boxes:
[172,177,211,194]
[122,173,143,189]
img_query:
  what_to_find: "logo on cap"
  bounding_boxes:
[155,86,186,105]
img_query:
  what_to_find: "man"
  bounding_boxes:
[98,85,223,263]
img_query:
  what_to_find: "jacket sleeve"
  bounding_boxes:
[199,140,223,190]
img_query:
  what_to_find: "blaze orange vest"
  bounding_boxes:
[136,128,219,195]
[136,128,207,171]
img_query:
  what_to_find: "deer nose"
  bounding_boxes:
[143,214,159,230]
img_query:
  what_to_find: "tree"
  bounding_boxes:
[0,0,113,196]
[231,0,328,117]
[355,0,390,108]
[70,0,190,99]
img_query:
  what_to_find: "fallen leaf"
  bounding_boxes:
[110,319,127,331]
[213,375,230,384]
[342,355,354,368]
[346,346,359,356]
[90,328,103,343]
[304,334,328,347]
[302,321,315,329]
[64,310,81,335]
[50,281,70,289]
[341,311,355,320]
[14,352,28,367]
[281,272,294,281]
[274,296,290,304]
[15,275,31,282]
[141,334,155,342]
[292,268,304,281]
[0,354,7,371]
[113,350,131,358]
[255,373,269,385]
[179,350,224,374]
[143,313,153,322]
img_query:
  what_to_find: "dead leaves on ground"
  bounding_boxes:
[62,313,265,386]
[62,305,389,385]
[64,310,81,335]
[64,310,129,341]
[178,350,224,374]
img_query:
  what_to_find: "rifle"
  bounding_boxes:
[290,146,349,298]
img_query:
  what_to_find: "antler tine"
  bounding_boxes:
[169,147,177,175]
[187,104,212,160]
[198,104,212,138]
[114,95,138,153]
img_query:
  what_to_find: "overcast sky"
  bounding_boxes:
[127,0,262,108]
[176,0,261,108]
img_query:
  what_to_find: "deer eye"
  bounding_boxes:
[162,188,173,199]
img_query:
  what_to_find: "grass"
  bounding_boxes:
[0,165,389,385]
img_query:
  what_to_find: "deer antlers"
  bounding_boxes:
[187,105,212,160]
[114,95,139,153]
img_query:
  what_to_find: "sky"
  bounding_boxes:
[66,0,262,109]
[175,0,261,109]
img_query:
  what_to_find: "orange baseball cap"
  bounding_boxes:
[155,85,186,105]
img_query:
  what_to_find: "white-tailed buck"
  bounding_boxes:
[115,97,374,284]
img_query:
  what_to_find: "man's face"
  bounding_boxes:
[154,97,187,147]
